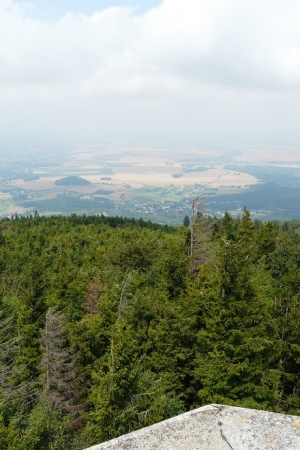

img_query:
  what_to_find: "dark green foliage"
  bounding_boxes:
[0,401,78,450]
[0,211,300,447]
[183,215,190,227]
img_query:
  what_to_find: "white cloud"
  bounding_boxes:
[1,0,300,143]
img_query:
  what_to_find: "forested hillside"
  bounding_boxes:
[0,211,300,449]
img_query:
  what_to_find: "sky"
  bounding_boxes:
[1,0,300,149]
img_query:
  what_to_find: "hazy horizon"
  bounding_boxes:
[1,0,300,151]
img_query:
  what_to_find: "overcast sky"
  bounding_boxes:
[1,0,300,149]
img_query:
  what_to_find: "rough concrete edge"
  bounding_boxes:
[85,404,218,449]
[84,404,300,450]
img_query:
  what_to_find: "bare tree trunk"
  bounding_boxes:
[40,308,82,414]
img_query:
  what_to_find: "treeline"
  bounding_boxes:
[0,211,300,448]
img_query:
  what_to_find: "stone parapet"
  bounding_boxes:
[84,404,300,450]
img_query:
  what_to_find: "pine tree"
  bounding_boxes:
[193,217,280,409]
[183,215,190,227]
[190,197,213,275]
[0,310,18,398]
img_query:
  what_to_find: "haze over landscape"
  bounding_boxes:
[0,0,300,222]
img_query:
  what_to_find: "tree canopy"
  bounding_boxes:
[0,211,300,448]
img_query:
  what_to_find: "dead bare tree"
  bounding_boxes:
[40,308,82,416]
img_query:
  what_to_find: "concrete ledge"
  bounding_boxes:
[84,404,300,449]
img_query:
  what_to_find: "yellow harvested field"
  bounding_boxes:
[13,177,61,190]
[0,192,11,200]
[85,167,258,187]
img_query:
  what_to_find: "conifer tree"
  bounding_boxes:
[193,212,280,409]
[190,197,213,275]
[0,311,18,398]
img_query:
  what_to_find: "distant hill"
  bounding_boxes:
[93,189,114,195]
[55,176,91,186]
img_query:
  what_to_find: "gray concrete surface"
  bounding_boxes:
[84,404,300,449]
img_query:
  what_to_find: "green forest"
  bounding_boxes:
[0,209,300,449]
